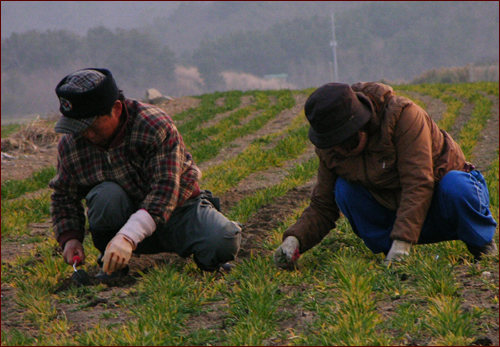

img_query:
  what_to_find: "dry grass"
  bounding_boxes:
[1,116,60,153]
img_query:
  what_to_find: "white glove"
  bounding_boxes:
[384,240,412,265]
[274,236,300,269]
[102,209,156,274]
[102,234,134,274]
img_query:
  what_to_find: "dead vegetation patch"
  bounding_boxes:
[159,96,201,119]
[1,116,60,154]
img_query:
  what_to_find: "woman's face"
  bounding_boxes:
[332,130,368,157]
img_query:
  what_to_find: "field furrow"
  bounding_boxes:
[198,93,307,172]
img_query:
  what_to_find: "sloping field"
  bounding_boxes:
[1,83,498,346]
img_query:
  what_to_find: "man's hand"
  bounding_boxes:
[102,234,134,274]
[384,240,412,265]
[63,239,85,265]
[274,236,300,269]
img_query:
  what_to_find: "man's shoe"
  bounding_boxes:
[95,265,129,280]
[466,240,498,261]
[219,262,235,273]
[193,254,236,273]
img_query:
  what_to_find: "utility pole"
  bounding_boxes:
[330,11,339,82]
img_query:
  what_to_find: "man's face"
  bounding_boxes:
[81,101,122,147]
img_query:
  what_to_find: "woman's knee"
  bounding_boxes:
[335,177,374,211]
[438,170,489,208]
[335,177,354,208]
[438,171,468,200]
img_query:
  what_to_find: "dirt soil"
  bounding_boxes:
[1,91,499,345]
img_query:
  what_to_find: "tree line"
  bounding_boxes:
[1,26,176,89]
[1,27,176,117]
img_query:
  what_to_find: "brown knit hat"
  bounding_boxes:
[305,83,373,149]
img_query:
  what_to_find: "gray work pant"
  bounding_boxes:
[85,182,241,271]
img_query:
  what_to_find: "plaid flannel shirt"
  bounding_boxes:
[49,98,201,247]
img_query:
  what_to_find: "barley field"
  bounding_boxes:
[1,82,498,346]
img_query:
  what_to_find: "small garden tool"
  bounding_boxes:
[71,255,91,286]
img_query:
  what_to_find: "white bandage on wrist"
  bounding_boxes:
[117,209,156,249]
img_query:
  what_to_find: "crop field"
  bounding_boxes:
[1,82,498,346]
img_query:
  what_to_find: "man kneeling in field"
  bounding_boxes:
[274,82,498,269]
[50,68,241,278]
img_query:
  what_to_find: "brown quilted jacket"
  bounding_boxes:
[283,82,467,253]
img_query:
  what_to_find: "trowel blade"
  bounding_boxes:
[71,269,91,286]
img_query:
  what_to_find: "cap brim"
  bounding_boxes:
[54,115,97,134]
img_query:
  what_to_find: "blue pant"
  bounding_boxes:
[85,182,241,270]
[335,170,497,254]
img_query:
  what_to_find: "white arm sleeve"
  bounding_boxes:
[117,209,156,248]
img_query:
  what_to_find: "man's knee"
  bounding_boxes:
[217,221,242,261]
[194,220,242,271]
[86,181,136,230]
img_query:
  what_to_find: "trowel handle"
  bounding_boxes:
[72,255,81,271]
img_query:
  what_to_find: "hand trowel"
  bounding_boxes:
[71,255,91,286]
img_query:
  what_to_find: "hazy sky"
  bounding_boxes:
[1,1,182,38]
